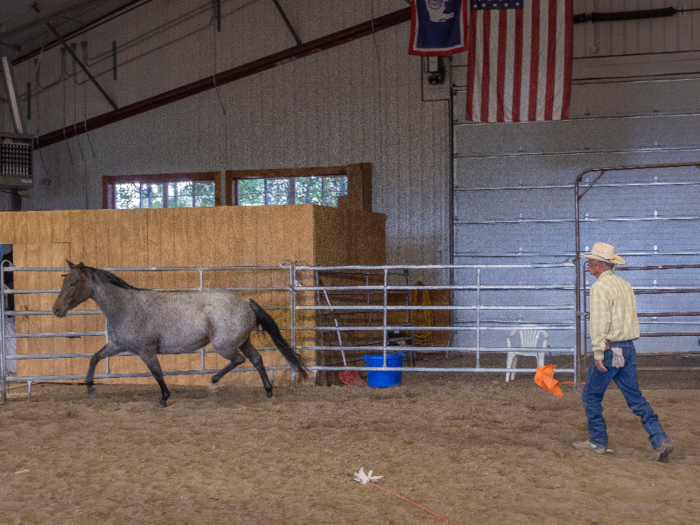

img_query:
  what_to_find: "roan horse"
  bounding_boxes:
[52,261,307,407]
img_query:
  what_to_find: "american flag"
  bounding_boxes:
[465,0,573,122]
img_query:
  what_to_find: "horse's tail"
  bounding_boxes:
[249,299,308,379]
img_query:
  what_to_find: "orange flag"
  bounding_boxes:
[534,364,563,397]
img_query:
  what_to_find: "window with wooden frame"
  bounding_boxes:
[226,163,372,212]
[103,172,222,209]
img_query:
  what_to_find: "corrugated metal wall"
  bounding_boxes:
[3,0,451,268]
[2,0,700,291]
[451,1,700,353]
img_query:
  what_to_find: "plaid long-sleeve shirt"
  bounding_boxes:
[589,270,640,360]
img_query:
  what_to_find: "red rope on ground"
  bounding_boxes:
[367,482,458,524]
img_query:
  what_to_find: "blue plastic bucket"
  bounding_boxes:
[361,353,406,388]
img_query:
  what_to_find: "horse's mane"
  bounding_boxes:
[86,266,142,290]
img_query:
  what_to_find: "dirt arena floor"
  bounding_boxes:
[1,353,699,525]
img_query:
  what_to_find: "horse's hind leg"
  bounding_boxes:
[211,353,246,384]
[240,339,273,398]
[138,352,170,408]
[85,342,124,400]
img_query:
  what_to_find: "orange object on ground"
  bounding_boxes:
[340,370,366,387]
[534,364,563,397]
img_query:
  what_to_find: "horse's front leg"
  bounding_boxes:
[86,342,123,400]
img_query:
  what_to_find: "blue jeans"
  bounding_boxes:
[582,340,667,449]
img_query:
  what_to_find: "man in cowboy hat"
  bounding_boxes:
[574,242,673,461]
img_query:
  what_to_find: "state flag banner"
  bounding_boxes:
[465,0,573,122]
[409,0,468,56]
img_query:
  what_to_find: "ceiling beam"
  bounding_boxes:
[271,0,302,46]
[0,41,22,52]
[0,0,108,41]
[31,3,118,110]
[34,7,411,150]
[13,0,151,66]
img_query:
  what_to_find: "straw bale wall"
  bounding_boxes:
[0,205,386,387]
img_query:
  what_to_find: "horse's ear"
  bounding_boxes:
[66,259,75,269]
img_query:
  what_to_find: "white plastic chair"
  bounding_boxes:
[505,325,549,382]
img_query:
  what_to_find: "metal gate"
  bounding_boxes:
[574,162,700,380]
[1,262,578,401]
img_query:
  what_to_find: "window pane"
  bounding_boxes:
[323,176,348,207]
[194,182,216,207]
[265,178,290,205]
[168,181,194,208]
[140,183,163,209]
[295,176,323,205]
[238,179,265,206]
[236,175,347,207]
[115,183,142,209]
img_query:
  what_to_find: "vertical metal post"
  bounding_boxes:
[573,168,605,392]
[476,267,481,368]
[215,0,222,32]
[1,262,6,403]
[383,267,388,366]
[365,273,371,327]
[289,262,296,383]
[199,266,206,371]
[104,325,110,375]
[574,176,581,390]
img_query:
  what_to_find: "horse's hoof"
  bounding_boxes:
[208,382,218,391]
[87,387,96,400]
[266,391,274,398]
[159,400,168,408]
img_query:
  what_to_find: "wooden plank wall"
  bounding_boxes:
[0,205,386,388]
[312,207,386,266]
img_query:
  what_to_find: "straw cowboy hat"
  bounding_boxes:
[581,242,626,265]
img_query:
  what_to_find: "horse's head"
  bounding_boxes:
[53,260,93,318]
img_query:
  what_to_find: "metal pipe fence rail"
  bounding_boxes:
[580,263,700,340]
[293,263,577,384]
[1,262,578,401]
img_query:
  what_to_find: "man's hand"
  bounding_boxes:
[594,359,608,373]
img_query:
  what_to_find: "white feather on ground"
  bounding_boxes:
[353,467,383,485]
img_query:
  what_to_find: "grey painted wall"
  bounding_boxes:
[450,2,700,353]
[2,0,700,315]
[3,0,451,268]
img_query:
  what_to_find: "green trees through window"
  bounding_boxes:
[105,165,368,211]
[114,181,216,209]
[237,176,348,206]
